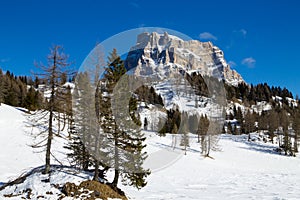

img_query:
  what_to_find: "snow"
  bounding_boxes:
[286,97,298,107]
[0,104,43,181]
[123,133,300,200]
[0,104,70,181]
[0,167,91,200]
[152,78,223,118]
[168,34,184,41]
[1,103,300,199]
[62,82,75,89]
[139,104,167,131]
[251,101,272,114]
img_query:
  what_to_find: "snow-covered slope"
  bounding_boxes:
[1,104,300,199]
[0,104,69,182]
[123,133,300,200]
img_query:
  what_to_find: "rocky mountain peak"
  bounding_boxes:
[125,32,243,85]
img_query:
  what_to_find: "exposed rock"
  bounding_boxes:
[125,32,244,85]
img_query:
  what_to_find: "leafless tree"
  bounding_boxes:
[31,45,71,175]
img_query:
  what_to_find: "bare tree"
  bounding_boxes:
[204,118,220,158]
[31,45,71,175]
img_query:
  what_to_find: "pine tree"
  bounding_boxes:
[144,118,148,130]
[24,86,43,111]
[268,110,278,143]
[72,72,95,170]
[34,76,40,88]
[292,108,300,153]
[99,49,149,189]
[244,111,255,141]
[0,69,4,105]
[111,74,150,189]
[279,110,292,155]
[5,79,20,106]
[129,96,141,126]
[65,115,93,170]
[236,107,243,125]
[101,49,126,187]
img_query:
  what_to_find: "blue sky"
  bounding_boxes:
[0,0,299,96]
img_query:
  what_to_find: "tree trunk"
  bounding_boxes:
[44,110,53,174]
[207,135,211,157]
[93,159,99,181]
[61,112,66,131]
[294,134,298,153]
[112,168,119,188]
[112,137,119,187]
[44,83,55,174]
[44,62,56,174]
[57,112,60,135]
[201,135,205,154]
[82,145,89,171]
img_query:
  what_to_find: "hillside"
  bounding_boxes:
[0,104,300,199]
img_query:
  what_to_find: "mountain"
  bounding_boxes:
[125,32,243,85]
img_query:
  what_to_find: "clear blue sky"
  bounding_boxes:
[0,0,299,96]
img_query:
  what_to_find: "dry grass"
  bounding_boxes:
[62,180,127,200]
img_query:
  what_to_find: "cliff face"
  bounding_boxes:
[125,32,243,85]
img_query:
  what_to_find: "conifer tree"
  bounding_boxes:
[31,45,71,175]
[99,49,149,189]
[144,118,148,130]
[292,108,300,153]
[244,111,255,141]
[268,110,278,143]
[65,116,93,170]
[24,86,43,111]
[71,72,95,171]
[0,69,4,105]
[278,110,291,155]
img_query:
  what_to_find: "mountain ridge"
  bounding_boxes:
[125,32,243,85]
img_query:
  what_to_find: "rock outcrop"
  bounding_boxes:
[125,32,243,85]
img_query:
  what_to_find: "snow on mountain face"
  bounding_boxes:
[125,32,243,85]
